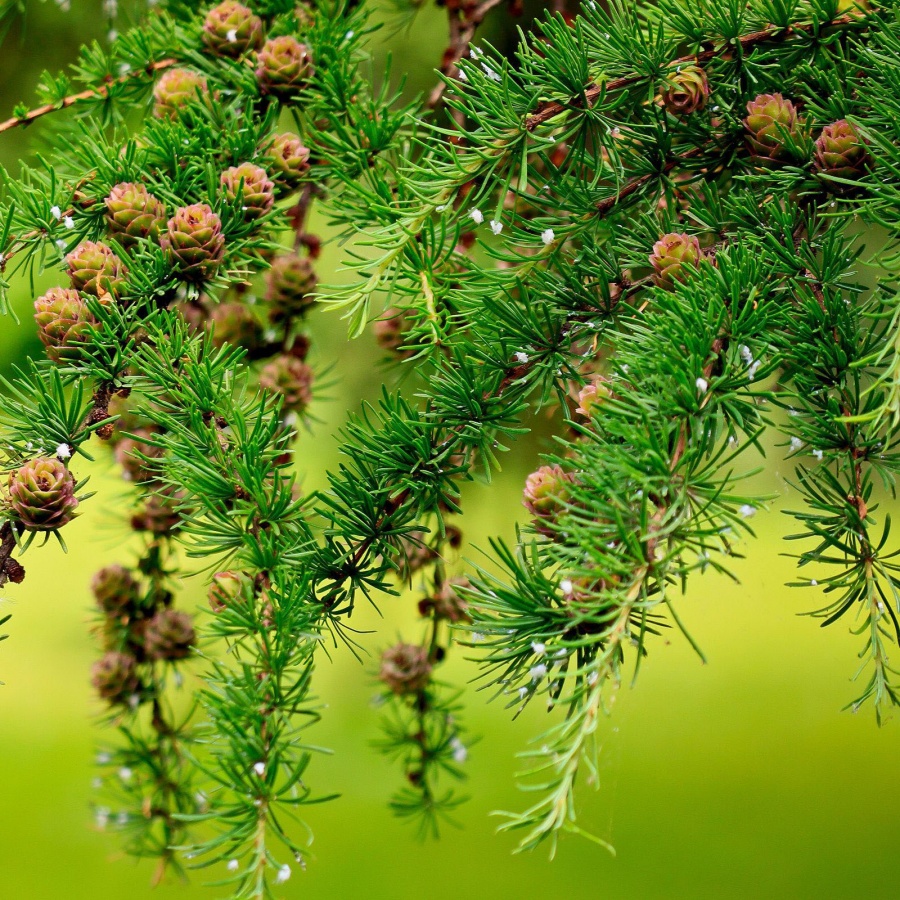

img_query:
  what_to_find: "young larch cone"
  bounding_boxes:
[8,457,78,530]
[649,232,702,289]
[258,355,314,413]
[105,183,167,249]
[523,464,571,517]
[34,287,97,363]
[66,241,126,297]
[523,464,573,536]
[92,651,142,705]
[373,307,416,358]
[92,564,141,616]
[744,93,801,162]
[575,375,613,418]
[418,577,471,624]
[114,428,165,483]
[220,162,275,221]
[131,486,185,536]
[209,570,247,612]
[202,1,264,58]
[265,132,311,190]
[208,301,262,348]
[379,643,433,695]
[391,528,437,581]
[153,68,208,119]
[265,252,317,319]
[143,608,195,661]
[661,65,709,116]
[256,36,313,96]
[813,120,871,187]
[162,204,226,281]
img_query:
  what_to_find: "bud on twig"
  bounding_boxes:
[379,643,432,695]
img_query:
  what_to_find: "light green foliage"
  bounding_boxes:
[0,0,899,896]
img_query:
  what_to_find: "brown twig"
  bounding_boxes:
[0,522,23,586]
[0,58,177,137]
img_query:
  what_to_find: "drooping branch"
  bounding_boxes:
[0,58,176,136]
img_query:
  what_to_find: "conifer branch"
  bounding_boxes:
[0,58,177,135]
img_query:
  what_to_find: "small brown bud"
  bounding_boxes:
[91,565,141,616]
[91,651,142,705]
[143,608,195,661]
[379,643,432,695]
[209,570,247,612]
[258,355,314,414]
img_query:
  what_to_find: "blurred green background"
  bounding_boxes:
[1,3,899,899]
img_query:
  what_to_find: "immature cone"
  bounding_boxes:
[209,570,246,612]
[575,375,613,418]
[131,487,185,536]
[649,232,702,290]
[105,183,167,248]
[66,241,126,297]
[373,307,415,358]
[114,428,165,483]
[392,528,437,581]
[661,65,709,116]
[266,132,311,190]
[8,457,78,530]
[202,1,264,57]
[523,464,572,535]
[256,36,313,96]
[379,643,432,695]
[220,163,275,221]
[34,287,97,363]
[91,565,141,616]
[162,204,225,281]
[813,120,871,187]
[153,68,208,119]
[91,651,142,705]
[418,577,471,624]
[258,355,314,413]
[744,93,801,162]
[266,252,317,319]
[143,609,195,661]
[208,301,262,348]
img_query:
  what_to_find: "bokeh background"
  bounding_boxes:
[1,3,899,898]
